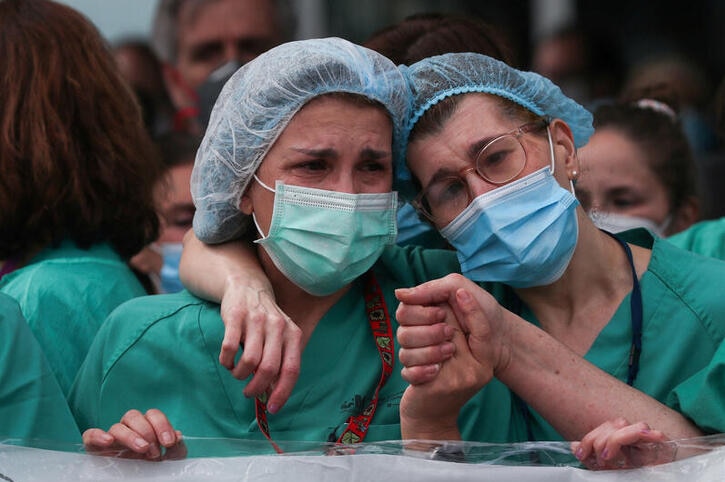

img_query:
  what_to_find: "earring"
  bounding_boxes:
[571,169,578,179]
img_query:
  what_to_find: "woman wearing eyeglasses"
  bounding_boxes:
[394,53,725,468]
[178,54,725,468]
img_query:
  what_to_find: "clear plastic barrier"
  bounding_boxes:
[1,435,723,482]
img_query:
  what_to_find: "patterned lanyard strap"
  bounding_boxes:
[255,271,394,454]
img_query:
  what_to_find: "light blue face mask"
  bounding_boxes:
[159,242,185,293]
[439,129,579,288]
[397,203,438,246]
[252,177,398,296]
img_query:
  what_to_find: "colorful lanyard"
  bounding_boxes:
[255,271,394,454]
[513,231,643,442]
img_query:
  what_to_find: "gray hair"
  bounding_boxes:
[150,0,297,64]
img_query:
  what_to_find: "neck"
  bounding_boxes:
[513,217,649,352]
[259,249,350,346]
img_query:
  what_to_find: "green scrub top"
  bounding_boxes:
[667,217,725,261]
[69,245,460,456]
[467,229,725,442]
[0,240,147,395]
[0,293,81,444]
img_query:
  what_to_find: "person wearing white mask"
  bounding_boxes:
[575,95,700,237]
[178,53,725,469]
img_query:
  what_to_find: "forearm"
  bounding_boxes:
[179,230,270,302]
[497,316,703,441]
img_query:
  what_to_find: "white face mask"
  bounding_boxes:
[588,211,671,237]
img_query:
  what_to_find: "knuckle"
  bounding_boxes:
[221,338,239,352]
[255,362,277,379]
[280,363,301,378]
[120,409,142,424]
[145,408,162,418]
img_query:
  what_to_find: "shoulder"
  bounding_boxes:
[2,242,145,295]
[667,218,725,260]
[645,236,725,339]
[92,291,222,371]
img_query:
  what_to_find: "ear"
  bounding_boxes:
[549,119,579,182]
[669,195,700,235]
[239,189,254,216]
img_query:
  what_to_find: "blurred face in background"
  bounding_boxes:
[576,127,673,233]
[157,162,195,243]
[175,0,283,88]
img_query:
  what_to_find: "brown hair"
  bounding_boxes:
[0,0,164,260]
[593,85,698,212]
[364,12,515,67]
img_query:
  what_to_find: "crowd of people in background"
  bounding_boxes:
[2,0,725,473]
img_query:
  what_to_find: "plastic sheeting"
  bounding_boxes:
[1,436,724,482]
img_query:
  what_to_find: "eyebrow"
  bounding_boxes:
[425,166,466,188]
[466,134,499,160]
[292,147,390,160]
[422,135,498,187]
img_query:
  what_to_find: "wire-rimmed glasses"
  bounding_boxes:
[412,119,549,225]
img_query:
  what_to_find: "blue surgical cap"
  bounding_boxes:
[398,53,594,185]
[191,37,410,244]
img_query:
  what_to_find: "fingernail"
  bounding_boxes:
[575,447,583,459]
[268,403,279,414]
[100,433,114,443]
[429,363,441,374]
[443,325,454,338]
[161,431,173,445]
[601,448,609,460]
[640,429,651,434]
[134,437,149,449]
[441,342,455,356]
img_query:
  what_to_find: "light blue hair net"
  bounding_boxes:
[397,53,594,185]
[191,37,410,243]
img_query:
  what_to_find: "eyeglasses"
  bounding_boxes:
[412,119,549,226]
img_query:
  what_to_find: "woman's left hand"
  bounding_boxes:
[571,418,675,470]
[83,409,187,460]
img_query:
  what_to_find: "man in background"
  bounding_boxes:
[151,0,297,132]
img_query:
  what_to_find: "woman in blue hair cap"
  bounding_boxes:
[394,53,725,468]
[73,37,466,459]
[180,51,725,469]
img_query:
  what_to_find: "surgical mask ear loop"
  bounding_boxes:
[253,174,276,193]
[251,174,277,239]
[546,125,576,195]
[546,126,556,176]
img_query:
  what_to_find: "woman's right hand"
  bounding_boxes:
[82,409,186,460]
[179,231,303,413]
[396,274,508,440]
[218,274,302,414]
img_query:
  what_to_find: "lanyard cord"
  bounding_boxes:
[255,271,394,454]
[512,231,643,442]
[606,232,644,386]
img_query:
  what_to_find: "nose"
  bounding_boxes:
[463,168,494,198]
[223,42,244,65]
[336,173,357,194]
